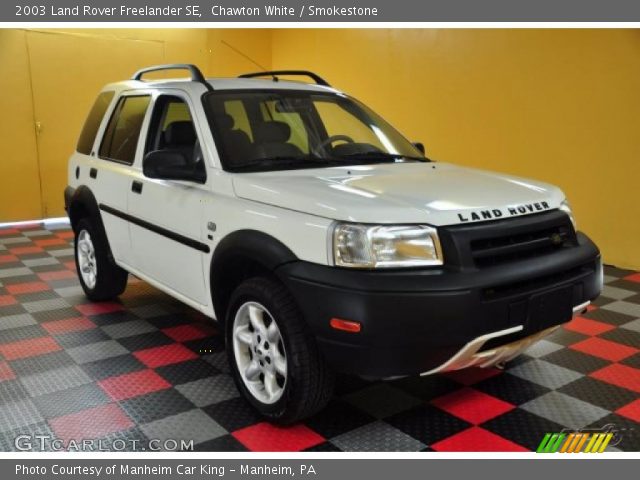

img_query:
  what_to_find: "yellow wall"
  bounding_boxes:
[272,29,640,270]
[0,28,272,221]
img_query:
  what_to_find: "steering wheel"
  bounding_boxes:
[312,135,355,156]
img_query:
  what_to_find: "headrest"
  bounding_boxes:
[164,121,196,146]
[216,113,235,130]
[253,121,291,144]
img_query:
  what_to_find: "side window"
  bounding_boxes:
[76,91,114,155]
[162,102,191,129]
[145,95,197,155]
[98,95,150,165]
[144,95,206,182]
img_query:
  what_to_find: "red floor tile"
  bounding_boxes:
[586,304,598,312]
[37,269,76,281]
[233,422,325,451]
[432,426,528,452]
[0,228,20,236]
[98,369,171,401]
[564,316,615,336]
[616,398,640,423]
[162,324,210,342]
[445,367,502,386]
[624,273,640,283]
[133,344,198,368]
[0,336,61,361]
[49,403,134,444]
[0,361,15,382]
[56,231,75,239]
[64,260,77,271]
[432,387,515,424]
[42,316,96,335]
[0,295,17,307]
[9,246,44,255]
[76,302,124,316]
[34,237,67,247]
[0,254,19,264]
[6,281,50,295]
[570,337,638,362]
[590,363,640,393]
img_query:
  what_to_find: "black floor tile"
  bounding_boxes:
[156,358,221,386]
[559,376,639,411]
[386,405,471,446]
[120,388,196,424]
[475,373,551,405]
[482,409,566,451]
[81,354,147,381]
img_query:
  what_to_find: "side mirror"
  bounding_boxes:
[143,150,205,183]
[413,142,426,155]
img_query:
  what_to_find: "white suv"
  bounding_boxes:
[65,64,602,423]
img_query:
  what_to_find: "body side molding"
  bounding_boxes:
[99,203,211,254]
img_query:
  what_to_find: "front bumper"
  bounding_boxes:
[277,232,602,379]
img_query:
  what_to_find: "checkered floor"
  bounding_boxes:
[0,222,639,452]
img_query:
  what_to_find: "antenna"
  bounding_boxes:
[220,40,277,81]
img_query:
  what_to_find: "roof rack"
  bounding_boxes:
[238,70,331,87]
[131,64,213,92]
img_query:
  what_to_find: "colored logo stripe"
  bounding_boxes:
[584,433,613,453]
[536,433,566,453]
[537,432,613,453]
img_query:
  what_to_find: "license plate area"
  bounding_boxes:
[528,286,573,331]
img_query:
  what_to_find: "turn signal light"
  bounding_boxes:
[330,318,361,333]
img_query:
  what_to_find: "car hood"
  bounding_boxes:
[231,162,565,226]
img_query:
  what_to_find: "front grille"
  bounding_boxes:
[469,219,577,268]
[439,210,579,270]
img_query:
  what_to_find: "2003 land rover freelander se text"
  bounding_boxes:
[65,64,602,423]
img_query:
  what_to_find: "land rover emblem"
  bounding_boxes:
[550,233,563,245]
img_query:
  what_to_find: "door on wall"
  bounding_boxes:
[26,31,164,217]
[0,30,42,223]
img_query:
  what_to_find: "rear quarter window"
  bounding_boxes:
[76,91,115,155]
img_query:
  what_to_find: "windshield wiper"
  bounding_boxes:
[230,156,341,171]
[337,152,428,162]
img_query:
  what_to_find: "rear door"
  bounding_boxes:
[126,91,210,306]
[91,92,152,266]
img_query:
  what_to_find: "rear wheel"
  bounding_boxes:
[226,276,334,424]
[74,218,128,301]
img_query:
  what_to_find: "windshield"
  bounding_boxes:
[203,90,426,172]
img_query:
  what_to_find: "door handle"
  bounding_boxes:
[89,168,97,179]
[131,181,143,194]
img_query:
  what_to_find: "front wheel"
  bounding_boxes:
[226,276,334,424]
[74,218,128,301]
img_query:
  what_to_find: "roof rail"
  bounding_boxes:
[131,64,213,92]
[238,70,331,87]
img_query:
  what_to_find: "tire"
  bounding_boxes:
[74,218,128,301]
[226,276,335,424]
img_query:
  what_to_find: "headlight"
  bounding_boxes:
[559,199,577,230]
[332,224,443,268]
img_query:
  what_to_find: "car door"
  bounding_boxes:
[92,92,152,267]
[126,91,210,306]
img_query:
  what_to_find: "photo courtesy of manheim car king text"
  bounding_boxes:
[0,0,638,478]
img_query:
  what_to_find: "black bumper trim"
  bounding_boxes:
[278,232,601,379]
